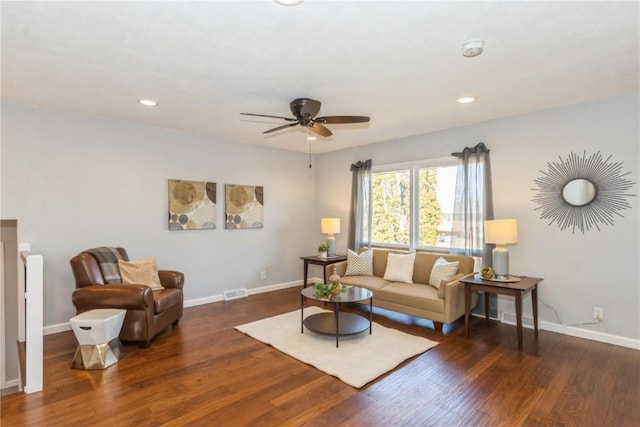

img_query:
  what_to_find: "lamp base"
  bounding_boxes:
[327,236,336,257]
[492,246,509,278]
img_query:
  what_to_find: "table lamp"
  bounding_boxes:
[321,218,341,257]
[484,219,518,279]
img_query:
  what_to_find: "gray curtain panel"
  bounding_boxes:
[348,159,372,251]
[450,143,496,317]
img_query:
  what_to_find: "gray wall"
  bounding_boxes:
[1,103,318,327]
[1,93,638,345]
[315,93,640,341]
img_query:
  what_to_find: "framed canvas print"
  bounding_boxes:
[225,184,264,229]
[168,180,216,230]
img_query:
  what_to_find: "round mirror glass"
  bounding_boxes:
[562,179,597,207]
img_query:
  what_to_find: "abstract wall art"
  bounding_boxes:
[168,179,217,230]
[225,184,264,229]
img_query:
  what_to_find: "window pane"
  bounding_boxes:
[371,170,410,245]
[419,166,456,248]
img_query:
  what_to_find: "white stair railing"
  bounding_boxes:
[18,246,43,394]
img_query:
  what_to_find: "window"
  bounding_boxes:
[370,159,457,251]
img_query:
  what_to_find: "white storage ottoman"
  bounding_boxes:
[70,309,126,369]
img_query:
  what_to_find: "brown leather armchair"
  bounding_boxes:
[70,248,184,347]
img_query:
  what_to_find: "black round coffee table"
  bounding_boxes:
[300,285,373,347]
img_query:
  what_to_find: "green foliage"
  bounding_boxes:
[371,168,443,247]
[371,171,410,244]
[418,168,442,246]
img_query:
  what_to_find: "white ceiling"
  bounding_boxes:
[1,1,638,154]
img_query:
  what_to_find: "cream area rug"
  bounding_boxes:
[235,306,438,388]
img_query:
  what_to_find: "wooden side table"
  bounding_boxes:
[300,255,347,287]
[460,275,543,351]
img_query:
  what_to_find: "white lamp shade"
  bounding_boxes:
[484,219,518,245]
[321,218,341,235]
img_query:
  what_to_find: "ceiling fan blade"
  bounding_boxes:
[316,115,370,124]
[308,122,332,137]
[263,122,299,134]
[299,99,321,118]
[241,113,296,121]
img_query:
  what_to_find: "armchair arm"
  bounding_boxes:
[442,272,477,322]
[72,284,154,312]
[158,270,184,290]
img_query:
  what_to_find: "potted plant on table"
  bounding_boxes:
[317,243,328,258]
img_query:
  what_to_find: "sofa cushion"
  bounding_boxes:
[429,256,459,289]
[345,249,374,276]
[339,275,389,291]
[118,257,164,290]
[376,282,444,313]
[383,253,416,283]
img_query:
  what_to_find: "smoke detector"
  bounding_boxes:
[462,39,485,58]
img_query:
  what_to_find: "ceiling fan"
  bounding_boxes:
[241,98,370,137]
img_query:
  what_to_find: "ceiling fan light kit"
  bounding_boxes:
[241,98,370,138]
[462,38,485,57]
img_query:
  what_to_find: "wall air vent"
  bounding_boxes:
[224,288,248,301]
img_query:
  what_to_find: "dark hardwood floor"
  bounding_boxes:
[2,286,639,426]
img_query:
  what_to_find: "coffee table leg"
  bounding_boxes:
[369,297,373,334]
[301,294,304,334]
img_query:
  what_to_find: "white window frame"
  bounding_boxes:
[371,157,457,252]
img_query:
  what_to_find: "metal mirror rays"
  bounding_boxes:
[532,151,635,233]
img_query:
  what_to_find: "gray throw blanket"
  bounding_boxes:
[85,246,123,284]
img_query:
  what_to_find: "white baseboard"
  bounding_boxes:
[44,322,71,335]
[500,311,640,350]
[1,378,20,392]
[47,281,637,350]
[45,279,311,335]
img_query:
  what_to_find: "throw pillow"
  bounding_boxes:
[118,257,164,291]
[383,253,416,283]
[344,249,374,276]
[429,256,459,289]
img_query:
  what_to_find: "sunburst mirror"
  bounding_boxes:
[532,151,635,233]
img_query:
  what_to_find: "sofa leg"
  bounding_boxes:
[433,321,443,332]
[172,319,180,326]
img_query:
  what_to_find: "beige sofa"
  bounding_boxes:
[325,248,478,332]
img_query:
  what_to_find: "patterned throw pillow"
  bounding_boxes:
[344,249,374,276]
[383,253,416,283]
[429,256,459,289]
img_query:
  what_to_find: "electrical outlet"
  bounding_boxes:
[260,270,267,280]
[594,307,603,322]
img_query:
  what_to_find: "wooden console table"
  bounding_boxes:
[460,275,543,351]
[300,255,347,287]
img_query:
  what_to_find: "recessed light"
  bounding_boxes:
[456,97,476,104]
[139,99,158,107]
[462,39,485,58]
[307,136,317,141]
